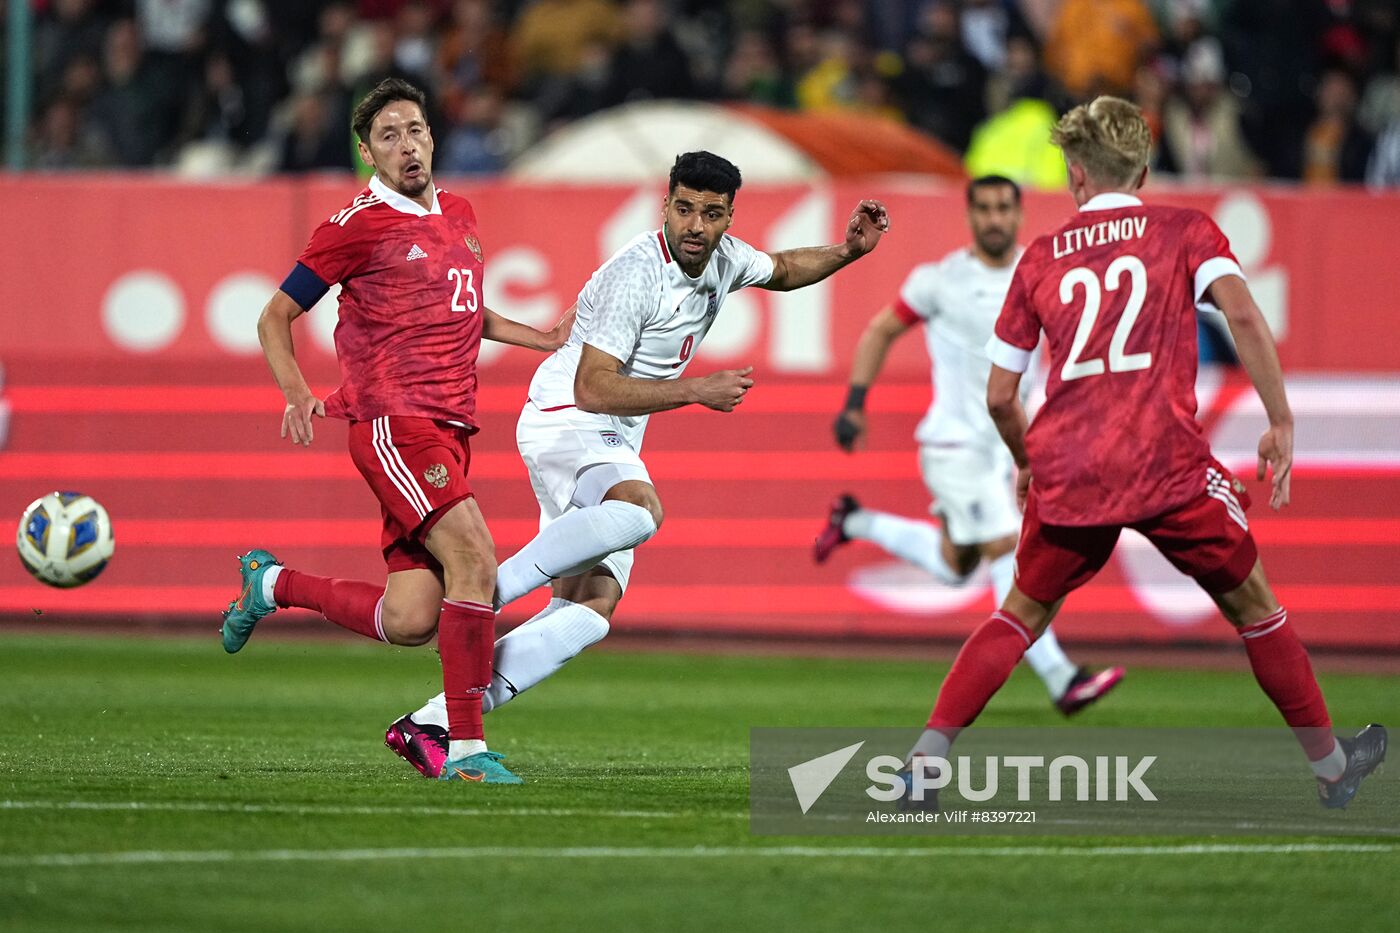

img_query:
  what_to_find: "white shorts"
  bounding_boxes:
[515,402,654,593]
[918,443,1021,547]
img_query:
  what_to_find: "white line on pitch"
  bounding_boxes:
[0,799,744,820]
[1,843,1395,869]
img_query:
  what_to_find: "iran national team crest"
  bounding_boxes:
[463,234,483,262]
[423,463,450,489]
[599,431,623,448]
[705,292,718,318]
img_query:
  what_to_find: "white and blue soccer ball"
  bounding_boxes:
[16,492,115,588]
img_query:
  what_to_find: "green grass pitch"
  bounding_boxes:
[1,632,1397,932]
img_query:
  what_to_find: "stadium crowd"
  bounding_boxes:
[14,0,1400,187]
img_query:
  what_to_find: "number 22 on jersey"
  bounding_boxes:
[1059,255,1151,381]
[447,267,479,314]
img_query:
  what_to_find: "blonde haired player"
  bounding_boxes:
[899,97,1384,810]
[815,175,1124,715]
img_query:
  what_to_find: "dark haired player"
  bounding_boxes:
[815,175,1124,715]
[219,79,572,785]
[901,97,1384,810]
[384,151,891,778]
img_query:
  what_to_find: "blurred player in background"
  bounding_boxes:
[814,176,1124,715]
[384,151,890,778]
[901,97,1385,810]
[219,78,571,785]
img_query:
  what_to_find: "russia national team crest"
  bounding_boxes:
[463,234,483,262]
[599,431,623,448]
[423,463,450,489]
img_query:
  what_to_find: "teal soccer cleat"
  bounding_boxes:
[438,751,525,785]
[220,549,282,654]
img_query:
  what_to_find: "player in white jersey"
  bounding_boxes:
[813,176,1124,715]
[384,151,890,777]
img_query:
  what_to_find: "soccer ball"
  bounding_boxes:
[16,492,115,588]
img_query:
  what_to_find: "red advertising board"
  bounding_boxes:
[0,176,1396,649]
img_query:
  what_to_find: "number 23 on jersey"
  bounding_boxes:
[447,267,479,314]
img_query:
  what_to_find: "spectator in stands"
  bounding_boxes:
[512,0,625,90]
[1044,0,1158,98]
[1367,120,1400,187]
[602,0,697,106]
[1359,35,1400,137]
[895,2,986,151]
[438,87,508,174]
[1160,39,1260,181]
[960,0,1029,74]
[1303,68,1375,185]
[275,91,354,173]
[435,0,516,102]
[795,30,860,113]
[86,19,169,166]
[31,97,108,170]
[720,29,795,108]
[33,0,111,108]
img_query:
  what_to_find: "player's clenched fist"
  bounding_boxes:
[833,409,867,451]
[693,366,755,412]
[281,394,326,446]
[842,200,890,259]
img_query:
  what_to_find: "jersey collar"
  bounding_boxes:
[369,174,442,216]
[1079,192,1143,212]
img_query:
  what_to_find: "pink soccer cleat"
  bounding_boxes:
[384,714,448,779]
[814,494,860,564]
[1055,666,1126,716]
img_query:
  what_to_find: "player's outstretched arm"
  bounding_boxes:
[1209,274,1294,509]
[987,364,1032,508]
[574,344,753,416]
[834,306,915,451]
[257,290,324,447]
[762,200,890,292]
[482,304,576,352]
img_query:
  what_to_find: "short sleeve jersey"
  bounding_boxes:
[893,247,1026,448]
[527,230,773,434]
[987,193,1244,526]
[286,174,487,427]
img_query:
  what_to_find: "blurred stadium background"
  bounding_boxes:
[1,0,1397,655]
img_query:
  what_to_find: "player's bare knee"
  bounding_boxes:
[1211,560,1279,628]
[380,604,438,647]
[604,482,664,530]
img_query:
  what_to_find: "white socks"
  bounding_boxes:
[841,509,967,585]
[494,501,657,609]
[411,598,611,728]
[1310,739,1347,782]
[260,564,283,605]
[448,738,487,760]
[987,552,1078,699]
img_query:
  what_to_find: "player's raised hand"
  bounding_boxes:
[843,200,890,258]
[1257,423,1293,510]
[693,366,755,412]
[281,394,326,447]
[833,409,867,451]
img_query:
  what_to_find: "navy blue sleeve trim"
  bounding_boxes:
[280,263,330,311]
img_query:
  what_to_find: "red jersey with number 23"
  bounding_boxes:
[294,174,486,428]
[988,192,1245,527]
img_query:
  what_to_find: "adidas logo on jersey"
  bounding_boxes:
[406,244,428,262]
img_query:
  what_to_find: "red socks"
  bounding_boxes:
[438,598,496,742]
[1240,608,1335,761]
[927,610,1034,730]
[273,569,388,642]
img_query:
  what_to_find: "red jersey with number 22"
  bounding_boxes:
[989,193,1244,526]
[296,175,486,427]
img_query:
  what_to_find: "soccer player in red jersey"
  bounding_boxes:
[219,79,572,785]
[900,97,1385,810]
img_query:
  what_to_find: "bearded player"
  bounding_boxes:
[383,151,890,778]
[814,175,1124,715]
[219,79,571,785]
[900,97,1384,810]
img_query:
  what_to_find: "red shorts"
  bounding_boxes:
[1014,460,1258,603]
[346,416,475,573]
